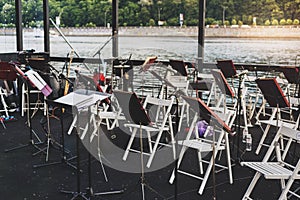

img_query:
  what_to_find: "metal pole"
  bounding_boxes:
[112,0,118,58]
[197,0,206,72]
[15,0,23,51]
[43,0,50,53]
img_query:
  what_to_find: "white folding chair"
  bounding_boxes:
[169,96,235,195]
[21,83,47,117]
[114,90,176,168]
[242,125,300,200]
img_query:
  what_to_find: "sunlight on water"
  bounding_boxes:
[1,34,300,65]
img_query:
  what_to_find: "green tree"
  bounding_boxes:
[0,2,15,25]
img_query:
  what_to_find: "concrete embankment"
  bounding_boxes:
[1,26,300,38]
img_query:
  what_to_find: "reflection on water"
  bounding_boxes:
[1,34,300,65]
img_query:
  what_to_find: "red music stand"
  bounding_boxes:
[216,60,237,78]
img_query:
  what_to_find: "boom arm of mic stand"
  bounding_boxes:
[50,18,92,74]
[92,36,113,58]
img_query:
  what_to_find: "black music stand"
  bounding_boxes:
[255,78,290,155]
[181,95,232,199]
[216,60,237,78]
[182,95,232,134]
[256,77,290,133]
[280,66,300,97]
[32,99,77,169]
[214,63,246,161]
[169,59,188,76]
[56,89,122,199]
[211,69,235,98]
[256,78,290,109]
[280,66,300,85]
[113,90,164,200]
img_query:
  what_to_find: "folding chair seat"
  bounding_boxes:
[242,125,300,200]
[114,90,176,168]
[169,96,234,195]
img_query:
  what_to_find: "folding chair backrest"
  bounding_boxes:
[143,96,174,124]
[113,90,151,126]
[263,126,300,163]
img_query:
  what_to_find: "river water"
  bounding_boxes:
[1,34,300,66]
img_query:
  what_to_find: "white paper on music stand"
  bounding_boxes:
[54,89,110,109]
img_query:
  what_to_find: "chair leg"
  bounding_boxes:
[255,124,271,155]
[178,103,185,132]
[21,84,26,117]
[279,177,295,200]
[225,133,233,184]
[169,144,189,184]
[123,128,137,161]
[168,115,176,159]
[146,131,153,153]
[242,172,262,200]
[146,130,164,168]
[198,152,216,194]
[197,150,204,174]
[198,132,224,195]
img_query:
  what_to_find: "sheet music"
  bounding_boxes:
[54,89,110,109]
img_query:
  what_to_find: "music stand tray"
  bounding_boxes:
[216,60,237,78]
[113,90,151,126]
[211,69,235,97]
[279,66,299,84]
[182,95,232,134]
[54,89,110,109]
[255,78,290,108]
[169,59,188,76]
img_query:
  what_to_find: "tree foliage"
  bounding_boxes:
[0,0,299,27]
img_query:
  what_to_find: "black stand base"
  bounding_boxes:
[61,187,124,200]
[4,139,44,153]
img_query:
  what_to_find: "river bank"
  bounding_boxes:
[1,26,300,38]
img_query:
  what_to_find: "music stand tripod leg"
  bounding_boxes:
[86,105,123,197]
[33,104,77,170]
[4,79,45,153]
